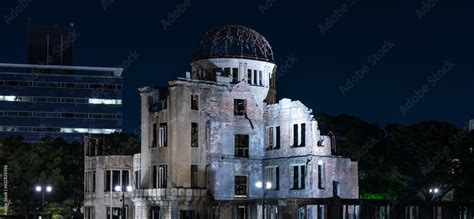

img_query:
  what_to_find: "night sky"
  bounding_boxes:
[0,0,472,132]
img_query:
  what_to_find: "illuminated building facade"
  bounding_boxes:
[0,63,123,142]
[84,25,358,219]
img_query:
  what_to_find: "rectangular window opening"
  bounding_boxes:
[234,134,249,158]
[191,122,198,147]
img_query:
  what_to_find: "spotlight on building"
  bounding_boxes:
[46,186,52,192]
[265,182,272,189]
[255,181,263,189]
[35,186,42,192]
[126,185,133,192]
[115,185,122,192]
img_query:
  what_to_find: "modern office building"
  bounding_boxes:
[84,25,358,219]
[0,63,123,142]
[27,25,75,66]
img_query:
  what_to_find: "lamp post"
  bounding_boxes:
[256,181,272,219]
[35,185,52,218]
[115,185,132,219]
[429,187,440,200]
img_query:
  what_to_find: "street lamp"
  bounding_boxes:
[115,185,133,219]
[429,187,440,200]
[35,185,52,217]
[256,181,272,219]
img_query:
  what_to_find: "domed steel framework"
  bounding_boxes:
[193,25,275,63]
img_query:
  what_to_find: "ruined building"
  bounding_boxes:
[84,25,358,219]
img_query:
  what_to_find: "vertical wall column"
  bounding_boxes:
[139,87,152,188]
[134,203,150,219]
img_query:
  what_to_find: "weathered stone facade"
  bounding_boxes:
[84,25,358,219]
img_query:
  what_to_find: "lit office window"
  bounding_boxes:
[88,98,122,105]
[0,96,17,101]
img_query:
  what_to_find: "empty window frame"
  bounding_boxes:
[292,123,306,147]
[191,122,198,147]
[318,161,326,189]
[152,166,158,188]
[92,171,96,192]
[104,170,128,192]
[135,170,140,189]
[232,68,239,83]
[247,69,252,84]
[106,207,124,219]
[151,123,157,147]
[234,134,249,158]
[234,99,246,115]
[159,123,167,147]
[191,165,198,188]
[259,70,263,85]
[292,164,306,190]
[267,126,280,150]
[224,68,231,77]
[105,170,111,192]
[191,94,199,110]
[253,70,258,85]
[235,175,248,197]
[265,166,280,190]
[84,207,94,219]
[158,165,168,188]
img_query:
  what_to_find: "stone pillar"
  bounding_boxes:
[139,87,152,188]
[134,203,149,219]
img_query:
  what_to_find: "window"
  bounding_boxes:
[333,181,340,196]
[112,170,120,189]
[104,170,128,192]
[191,165,198,188]
[85,207,94,219]
[106,207,122,219]
[292,123,306,147]
[158,165,168,188]
[149,207,160,219]
[191,94,199,110]
[180,210,196,219]
[259,70,263,85]
[224,67,231,76]
[236,206,248,219]
[234,99,246,115]
[151,123,157,147]
[234,135,249,158]
[235,175,248,197]
[267,126,280,150]
[92,171,96,192]
[159,123,167,147]
[135,170,140,189]
[301,123,306,146]
[293,165,305,190]
[247,69,252,84]
[122,170,129,189]
[318,161,325,189]
[191,123,198,147]
[152,166,158,188]
[105,170,111,192]
[253,70,258,85]
[293,124,298,146]
[265,166,279,190]
[152,165,167,188]
[232,68,239,83]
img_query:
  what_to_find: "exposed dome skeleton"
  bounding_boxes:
[193,25,275,63]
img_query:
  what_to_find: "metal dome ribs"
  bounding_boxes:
[193,25,275,63]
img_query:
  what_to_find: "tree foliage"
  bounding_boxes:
[0,133,139,216]
[317,113,473,201]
